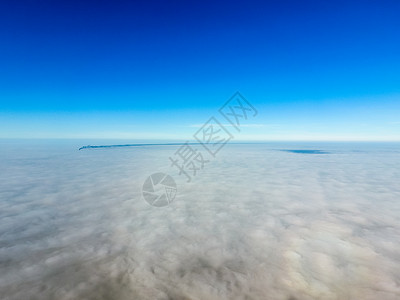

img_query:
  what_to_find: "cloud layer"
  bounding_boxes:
[1,141,399,300]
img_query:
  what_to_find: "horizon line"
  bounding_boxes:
[1,138,400,143]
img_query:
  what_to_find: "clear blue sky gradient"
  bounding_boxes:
[1,0,399,140]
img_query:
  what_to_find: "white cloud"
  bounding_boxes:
[1,141,400,299]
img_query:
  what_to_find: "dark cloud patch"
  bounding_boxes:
[279,149,330,154]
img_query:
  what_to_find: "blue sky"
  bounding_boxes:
[0,0,399,140]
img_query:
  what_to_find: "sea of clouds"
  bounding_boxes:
[0,140,399,300]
